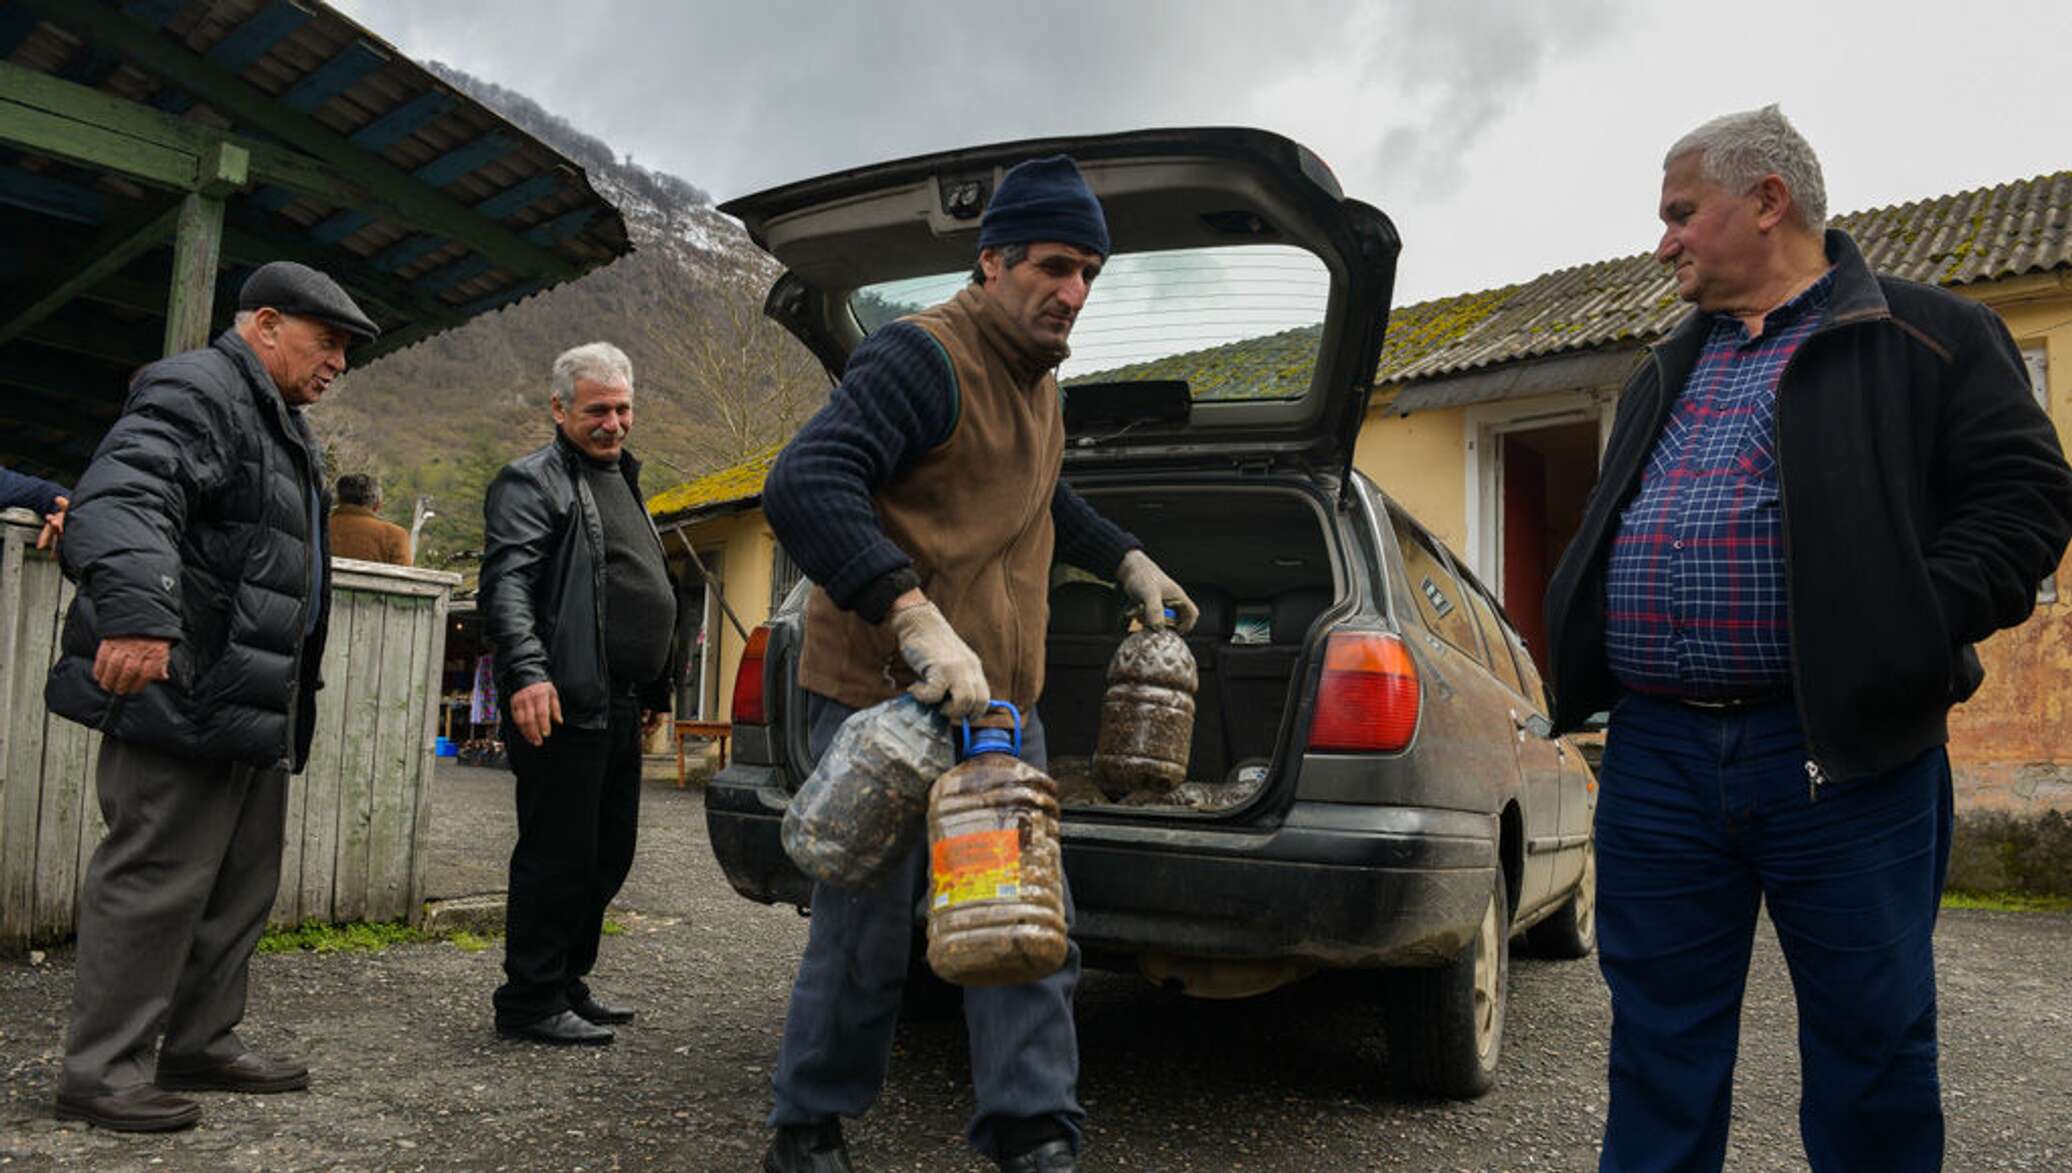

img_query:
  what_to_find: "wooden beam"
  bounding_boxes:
[14,2,586,282]
[220,222,447,325]
[0,200,180,349]
[0,59,343,202]
[165,190,227,354]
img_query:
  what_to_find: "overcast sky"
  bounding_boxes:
[335,0,2072,305]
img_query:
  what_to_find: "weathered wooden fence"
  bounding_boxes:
[0,509,459,948]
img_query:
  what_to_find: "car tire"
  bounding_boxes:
[1524,839,1597,960]
[1382,867,1508,1099]
[899,933,964,1023]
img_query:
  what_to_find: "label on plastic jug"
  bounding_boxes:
[930,829,1022,908]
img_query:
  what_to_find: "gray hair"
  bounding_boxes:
[1665,104,1827,233]
[549,341,634,406]
[970,242,1031,286]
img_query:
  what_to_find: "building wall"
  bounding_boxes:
[1947,280,2072,812]
[667,510,778,723]
[1352,401,1469,551]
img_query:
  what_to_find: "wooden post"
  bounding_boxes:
[162,141,247,356]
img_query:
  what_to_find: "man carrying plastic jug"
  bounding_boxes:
[756,156,1198,1173]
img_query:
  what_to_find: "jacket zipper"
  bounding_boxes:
[1770,307,1885,798]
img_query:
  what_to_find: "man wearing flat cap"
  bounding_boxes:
[756,157,1195,1173]
[45,261,376,1132]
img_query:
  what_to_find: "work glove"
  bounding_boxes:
[886,600,992,719]
[1115,549,1199,632]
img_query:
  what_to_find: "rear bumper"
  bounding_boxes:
[705,766,1496,969]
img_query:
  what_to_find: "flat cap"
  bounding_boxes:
[237,261,379,341]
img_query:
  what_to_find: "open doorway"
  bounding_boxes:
[1499,423,1597,673]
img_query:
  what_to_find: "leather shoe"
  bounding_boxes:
[764,1119,853,1173]
[497,1010,614,1045]
[54,1084,201,1132]
[570,993,635,1025]
[998,1137,1077,1173]
[156,1052,309,1094]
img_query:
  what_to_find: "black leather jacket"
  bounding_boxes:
[480,433,675,728]
[47,331,332,772]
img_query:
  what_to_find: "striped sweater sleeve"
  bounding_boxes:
[761,323,953,622]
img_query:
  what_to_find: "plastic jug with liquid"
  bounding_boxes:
[1091,609,1199,798]
[782,694,953,889]
[925,701,1068,987]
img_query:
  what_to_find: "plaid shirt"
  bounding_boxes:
[1604,271,1834,698]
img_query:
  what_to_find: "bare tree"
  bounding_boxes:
[645,269,828,474]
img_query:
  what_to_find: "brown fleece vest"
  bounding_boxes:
[798,285,1065,713]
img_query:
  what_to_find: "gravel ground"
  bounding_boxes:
[2,759,2066,1171]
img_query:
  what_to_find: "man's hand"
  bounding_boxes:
[886,598,992,719]
[510,680,563,747]
[641,709,667,739]
[36,495,66,552]
[1115,549,1199,632]
[93,635,172,695]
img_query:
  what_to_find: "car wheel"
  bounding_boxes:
[900,933,964,1023]
[1382,867,1508,1099]
[1525,839,1597,960]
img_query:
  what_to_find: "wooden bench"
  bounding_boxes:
[674,719,733,787]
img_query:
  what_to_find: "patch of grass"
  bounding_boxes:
[448,930,494,954]
[600,918,626,937]
[257,919,430,955]
[1942,890,2072,914]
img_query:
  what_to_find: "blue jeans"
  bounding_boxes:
[769,694,1084,1162]
[1596,693,1952,1173]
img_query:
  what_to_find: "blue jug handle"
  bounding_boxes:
[957,699,1023,759]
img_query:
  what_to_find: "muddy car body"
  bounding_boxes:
[705,128,1598,1097]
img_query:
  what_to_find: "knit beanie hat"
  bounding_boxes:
[977,155,1110,257]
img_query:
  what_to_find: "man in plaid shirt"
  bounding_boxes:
[1545,107,2072,1173]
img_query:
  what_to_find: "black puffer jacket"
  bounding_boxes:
[1547,230,2072,781]
[46,331,332,772]
[480,433,673,728]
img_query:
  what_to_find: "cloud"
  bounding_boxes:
[337,0,1634,205]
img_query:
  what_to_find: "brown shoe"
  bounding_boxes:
[54,1084,201,1132]
[156,1052,310,1093]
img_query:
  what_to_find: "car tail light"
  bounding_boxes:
[1307,631,1420,753]
[730,625,772,725]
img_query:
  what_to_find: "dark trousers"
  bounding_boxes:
[1595,693,1952,1173]
[63,737,287,1094]
[769,694,1085,1163]
[493,695,643,1025]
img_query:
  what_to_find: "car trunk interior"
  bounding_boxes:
[1040,482,1337,813]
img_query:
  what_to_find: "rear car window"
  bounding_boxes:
[1461,582,1526,697]
[1388,512,1484,662]
[852,244,1329,398]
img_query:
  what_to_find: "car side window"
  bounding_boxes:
[1461,581,1526,697]
[1506,622,1552,717]
[1388,510,1485,663]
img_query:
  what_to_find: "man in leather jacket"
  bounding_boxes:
[479,341,676,1046]
[46,262,375,1132]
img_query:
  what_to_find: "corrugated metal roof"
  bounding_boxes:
[1381,169,2072,386]
[0,0,632,477]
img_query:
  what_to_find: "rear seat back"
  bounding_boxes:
[1219,587,1332,767]
[1179,584,1233,788]
[1039,581,1125,758]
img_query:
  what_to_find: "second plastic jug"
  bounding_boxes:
[926,702,1068,987]
[1091,610,1199,798]
[782,694,953,890]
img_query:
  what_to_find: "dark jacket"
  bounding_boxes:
[480,433,674,728]
[1547,230,2072,781]
[46,331,333,772]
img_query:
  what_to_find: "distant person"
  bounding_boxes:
[1544,105,2072,1172]
[479,341,676,1046]
[45,261,377,1132]
[0,463,70,550]
[329,473,411,565]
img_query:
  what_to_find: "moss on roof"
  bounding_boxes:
[646,442,782,520]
